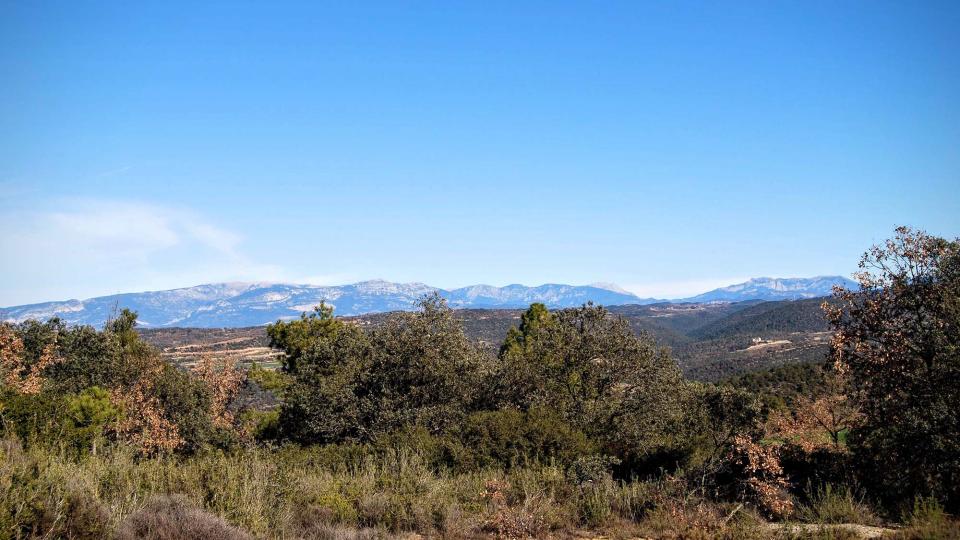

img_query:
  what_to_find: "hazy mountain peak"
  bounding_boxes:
[1,276,853,329]
[1,280,653,328]
[683,275,856,303]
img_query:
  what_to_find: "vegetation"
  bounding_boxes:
[142,299,839,382]
[826,226,960,512]
[1,228,959,538]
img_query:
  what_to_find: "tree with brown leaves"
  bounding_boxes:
[826,226,960,510]
[0,324,59,395]
[771,372,862,453]
[191,355,245,430]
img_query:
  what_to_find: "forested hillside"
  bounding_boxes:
[140,298,834,380]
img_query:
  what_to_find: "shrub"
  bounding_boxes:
[797,484,878,525]
[889,497,960,539]
[116,494,253,540]
[451,408,594,471]
[566,454,620,486]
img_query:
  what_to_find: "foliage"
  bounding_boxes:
[566,454,621,485]
[63,386,120,455]
[278,294,492,444]
[266,303,341,374]
[246,361,291,397]
[451,408,595,471]
[682,383,766,471]
[497,303,688,469]
[191,355,245,429]
[826,226,960,511]
[725,435,793,518]
[726,361,833,410]
[3,229,959,535]
[0,311,237,455]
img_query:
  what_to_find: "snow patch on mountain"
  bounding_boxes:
[0,276,852,328]
[681,276,857,303]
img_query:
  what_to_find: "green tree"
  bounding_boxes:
[362,293,492,435]
[498,303,687,467]
[827,227,960,510]
[63,386,120,455]
[682,383,765,468]
[499,302,552,356]
[278,321,371,443]
[267,304,341,375]
[278,294,493,444]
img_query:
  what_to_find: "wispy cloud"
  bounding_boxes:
[0,198,286,305]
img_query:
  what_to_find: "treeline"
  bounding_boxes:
[1,227,959,538]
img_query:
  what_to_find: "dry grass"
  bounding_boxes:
[797,484,879,526]
[6,437,951,540]
[115,495,253,540]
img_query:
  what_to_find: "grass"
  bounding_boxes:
[797,484,879,526]
[890,497,960,540]
[3,438,958,539]
[0,438,614,538]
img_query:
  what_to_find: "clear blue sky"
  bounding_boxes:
[1,1,958,305]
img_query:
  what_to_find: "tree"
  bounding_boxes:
[683,383,765,470]
[770,372,861,453]
[191,356,245,429]
[64,386,120,455]
[361,293,492,436]
[499,302,552,357]
[278,321,371,443]
[498,303,687,465]
[826,226,960,510]
[277,294,492,444]
[267,304,341,375]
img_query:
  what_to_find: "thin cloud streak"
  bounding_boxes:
[0,198,288,305]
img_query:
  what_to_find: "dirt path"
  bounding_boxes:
[761,522,896,538]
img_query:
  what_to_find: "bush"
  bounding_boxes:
[116,494,253,540]
[888,497,960,539]
[797,484,878,525]
[567,454,620,486]
[450,408,595,471]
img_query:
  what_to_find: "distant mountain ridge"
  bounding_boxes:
[680,276,856,303]
[0,280,656,328]
[0,276,856,328]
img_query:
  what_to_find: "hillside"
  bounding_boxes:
[140,298,835,380]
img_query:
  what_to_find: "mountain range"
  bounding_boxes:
[0,276,857,328]
[682,276,857,303]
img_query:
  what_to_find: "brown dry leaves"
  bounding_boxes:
[191,355,245,430]
[728,434,794,518]
[110,366,184,455]
[0,325,59,395]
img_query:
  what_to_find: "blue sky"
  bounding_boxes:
[1,1,958,306]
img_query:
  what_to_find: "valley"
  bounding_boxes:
[139,297,834,380]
